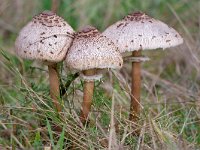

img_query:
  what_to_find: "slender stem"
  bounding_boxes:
[51,0,59,13]
[129,50,141,121]
[48,64,61,112]
[80,69,95,124]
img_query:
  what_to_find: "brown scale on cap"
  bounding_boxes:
[76,26,99,38]
[32,10,66,28]
[116,12,153,29]
[124,11,151,22]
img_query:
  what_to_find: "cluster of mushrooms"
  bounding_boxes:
[15,10,183,125]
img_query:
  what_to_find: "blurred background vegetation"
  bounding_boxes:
[0,0,200,149]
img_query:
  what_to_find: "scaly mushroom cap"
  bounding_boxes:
[15,10,74,62]
[103,12,183,53]
[65,26,123,71]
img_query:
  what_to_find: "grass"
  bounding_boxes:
[0,0,200,149]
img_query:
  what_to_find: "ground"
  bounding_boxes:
[0,0,199,149]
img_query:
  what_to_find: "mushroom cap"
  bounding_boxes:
[103,12,183,53]
[15,10,74,63]
[65,26,123,71]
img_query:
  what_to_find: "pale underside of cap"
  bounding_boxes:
[66,26,123,71]
[15,10,74,62]
[103,12,183,53]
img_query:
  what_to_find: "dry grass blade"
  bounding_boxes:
[151,119,179,149]
[167,3,194,43]
[0,121,24,149]
[108,94,118,150]
[112,70,144,109]
[142,70,198,99]
[148,117,158,150]
[136,121,146,150]
[179,108,192,135]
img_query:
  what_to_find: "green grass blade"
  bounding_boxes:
[46,118,55,147]
[33,130,42,149]
[54,127,65,150]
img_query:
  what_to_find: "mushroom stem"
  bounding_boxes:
[48,64,61,112]
[51,0,59,13]
[80,69,96,124]
[129,50,141,121]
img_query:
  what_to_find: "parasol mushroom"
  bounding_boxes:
[65,26,123,124]
[15,10,74,112]
[103,11,183,121]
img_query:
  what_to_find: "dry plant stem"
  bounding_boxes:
[80,69,95,124]
[129,50,141,121]
[48,64,61,112]
[51,0,59,13]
